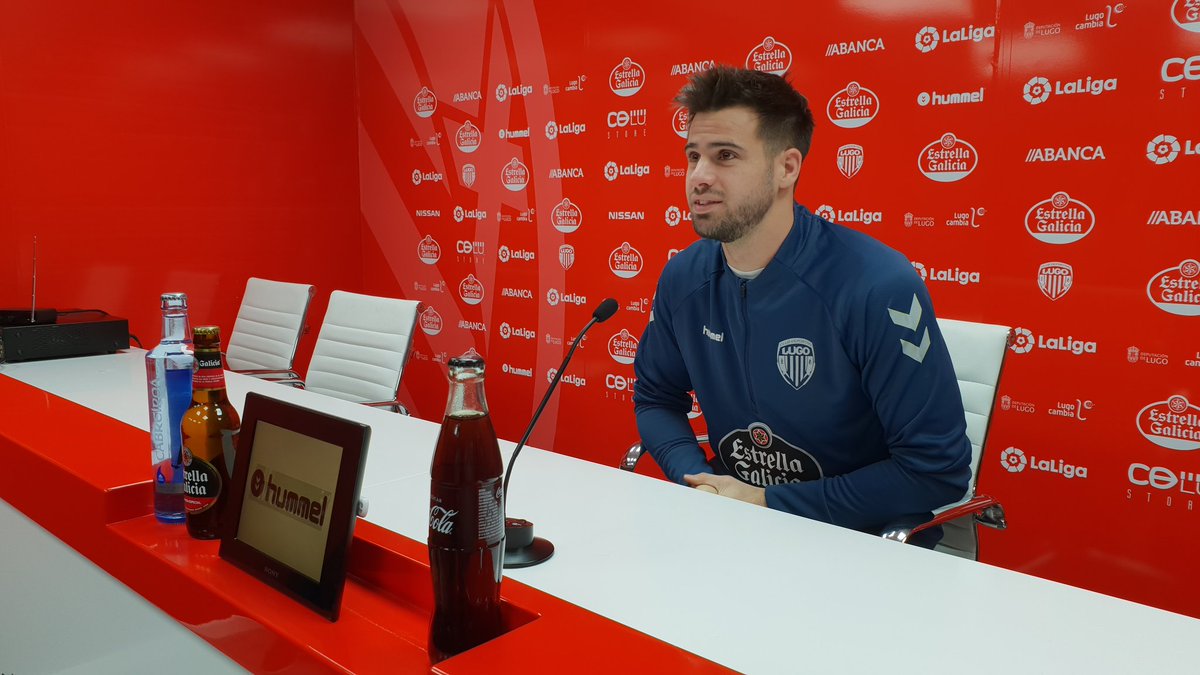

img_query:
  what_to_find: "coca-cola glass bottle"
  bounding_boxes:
[428,349,505,663]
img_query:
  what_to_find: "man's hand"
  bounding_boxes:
[684,473,767,506]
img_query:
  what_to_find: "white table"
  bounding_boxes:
[4,350,1200,674]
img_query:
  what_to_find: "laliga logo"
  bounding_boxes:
[545,121,558,140]
[455,121,481,153]
[419,306,442,336]
[500,157,529,192]
[914,26,940,52]
[552,197,582,233]
[1137,395,1200,451]
[918,133,978,182]
[672,107,689,139]
[1146,258,1200,316]
[1025,192,1096,244]
[546,368,586,388]
[609,57,646,97]
[1173,0,1200,32]
[458,274,484,306]
[414,86,436,118]
[1010,327,1035,354]
[604,161,619,181]
[1146,133,1193,164]
[417,235,440,265]
[999,447,1087,479]
[665,205,691,227]
[412,169,422,186]
[826,82,880,129]
[745,36,792,76]
[609,242,644,279]
[608,329,640,365]
[1023,76,1051,104]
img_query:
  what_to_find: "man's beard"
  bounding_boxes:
[690,177,775,244]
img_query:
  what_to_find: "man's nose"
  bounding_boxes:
[689,158,714,190]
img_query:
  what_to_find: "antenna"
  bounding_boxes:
[30,236,38,323]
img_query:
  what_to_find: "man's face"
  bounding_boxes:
[684,106,777,244]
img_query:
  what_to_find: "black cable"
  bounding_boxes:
[128,334,144,348]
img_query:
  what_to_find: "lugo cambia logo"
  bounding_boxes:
[1146,258,1200,315]
[1137,395,1200,451]
[1025,192,1095,244]
[918,133,978,182]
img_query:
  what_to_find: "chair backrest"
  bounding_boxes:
[304,291,420,404]
[225,278,315,372]
[935,317,1012,558]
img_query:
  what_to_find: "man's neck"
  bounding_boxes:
[721,198,795,271]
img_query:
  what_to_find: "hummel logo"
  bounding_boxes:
[703,325,724,342]
[888,294,931,363]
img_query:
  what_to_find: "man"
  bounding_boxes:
[633,66,971,543]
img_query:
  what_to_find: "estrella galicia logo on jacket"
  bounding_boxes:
[776,338,815,389]
[718,423,823,486]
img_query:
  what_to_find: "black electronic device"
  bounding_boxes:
[0,308,58,326]
[502,297,619,569]
[0,313,130,363]
[219,392,371,622]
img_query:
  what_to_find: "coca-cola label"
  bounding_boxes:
[455,121,481,153]
[420,306,443,336]
[608,329,639,365]
[183,453,222,513]
[417,234,441,264]
[552,197,583,233]
[501,157,529,192]
[429,479,503,547]
[414,86,437,118]
[745,36,792,76]
[609,57,646,97]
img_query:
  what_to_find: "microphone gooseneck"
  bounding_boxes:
[502,298,618,568]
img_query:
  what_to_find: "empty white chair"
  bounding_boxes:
[302,290,420,414]
[225,277,315,382]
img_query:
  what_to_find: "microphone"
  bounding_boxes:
[502,297,619,568]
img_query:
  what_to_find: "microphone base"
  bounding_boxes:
[503,517,554,568]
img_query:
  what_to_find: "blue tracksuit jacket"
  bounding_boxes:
[633,203,971,535]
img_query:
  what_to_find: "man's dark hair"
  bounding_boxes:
[675,65,815,159]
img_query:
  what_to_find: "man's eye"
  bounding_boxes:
[718,150,735,160]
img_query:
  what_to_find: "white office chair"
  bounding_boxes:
[621,317,1012,560]
[300,290,420,415]
[224,277,315,383]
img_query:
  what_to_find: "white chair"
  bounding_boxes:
[300,290,420,415]
[621,317,1012,560]
[224,277,315,383]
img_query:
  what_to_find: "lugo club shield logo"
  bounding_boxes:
[776,338,816,390]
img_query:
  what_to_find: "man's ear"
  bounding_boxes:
[778,148,803,188]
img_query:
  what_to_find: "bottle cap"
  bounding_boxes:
[193,325,222,348]
[161,292,188,311]
[447,348,485,380]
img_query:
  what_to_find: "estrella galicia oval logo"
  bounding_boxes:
[414,86,436,118]
[717,423,822,486]
[1173,0,1200,32]
[609,57,645,97]
[776,338,816,390]
[917,133,978,182]
[1137,395,1200,450]
[1146,258,1200,316]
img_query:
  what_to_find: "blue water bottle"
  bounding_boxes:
[145,292,194,523]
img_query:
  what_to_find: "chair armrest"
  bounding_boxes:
[362,400,410,415]
[880,494,1008,544]
[232,369,305,388]
[620,442,644,472]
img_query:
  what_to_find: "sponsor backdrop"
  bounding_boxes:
[358,0,1200,617]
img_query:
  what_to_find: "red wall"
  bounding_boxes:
[357,0,1200,619]
[0,1,361,371]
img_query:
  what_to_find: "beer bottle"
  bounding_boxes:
[428,349,505,662]
[182,326,241,540]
